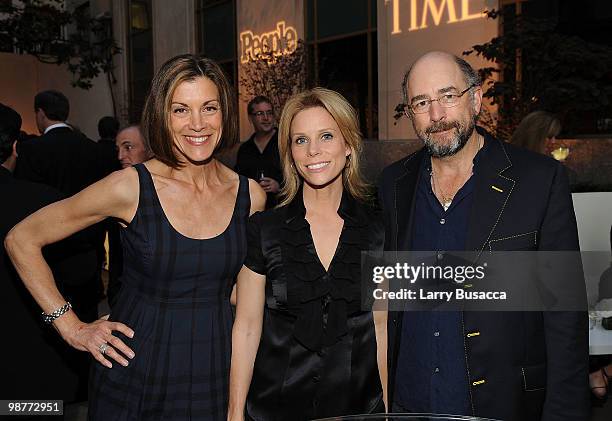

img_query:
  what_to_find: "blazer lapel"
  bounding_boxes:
[466,135,515,255]
[393,149,424,250]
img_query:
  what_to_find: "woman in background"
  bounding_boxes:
[228,88,386,421]
[510,110,561,154]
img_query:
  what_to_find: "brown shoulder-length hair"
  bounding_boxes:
[277,87,370,206]
[510,110,561,154]
[141,54,238,168]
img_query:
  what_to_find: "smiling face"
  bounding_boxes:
[169,77,222,164]
[249,101,275,135]
[290,106,350,190]
[407,53,482,157]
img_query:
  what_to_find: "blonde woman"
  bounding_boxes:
[228,88,386,421]
[510,110,561,154]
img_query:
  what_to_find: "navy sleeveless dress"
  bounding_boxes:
[89,163,250,420]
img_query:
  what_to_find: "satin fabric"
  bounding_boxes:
[244,189,384,421]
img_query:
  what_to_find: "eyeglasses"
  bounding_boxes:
[251,110,274,118]
[405,84,476,115]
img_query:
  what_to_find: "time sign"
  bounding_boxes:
[385,0,488,34]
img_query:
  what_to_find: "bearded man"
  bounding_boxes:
[378,52,588,420]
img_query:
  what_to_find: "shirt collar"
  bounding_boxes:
[44,122,71,134]
[285,184,365,227]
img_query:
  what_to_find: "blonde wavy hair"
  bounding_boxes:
[277,87,370,207]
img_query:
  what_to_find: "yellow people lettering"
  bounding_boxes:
[240,21,298,63]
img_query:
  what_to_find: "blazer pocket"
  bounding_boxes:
[522,363,546,392]
[489,231,538,251]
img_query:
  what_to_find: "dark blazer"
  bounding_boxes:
[378,129,589,421]
[16,126,104,195]
[0,167,95,401]
[15,125,103,323]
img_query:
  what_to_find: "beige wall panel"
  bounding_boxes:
[0,52,114,139]
[111,0,130,124]
[378,0,499,141]
[152,0,196,70]
[0,53,39,135]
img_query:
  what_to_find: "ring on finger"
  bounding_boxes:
[99,342,109,355]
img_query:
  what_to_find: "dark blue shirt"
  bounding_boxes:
[394,152,479,415]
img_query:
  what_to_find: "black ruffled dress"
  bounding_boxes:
[243,189,385,421]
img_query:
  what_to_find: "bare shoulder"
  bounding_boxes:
[248,179,266,214]
[103,166,140,201]
[44,166,140,227]
[219,162,266,215]
[212,161,264,212]
[89,167,140,222]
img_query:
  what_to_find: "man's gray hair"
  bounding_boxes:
[401,55,482,105]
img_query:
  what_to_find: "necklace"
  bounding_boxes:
[430,134,483,211]
[431,169,455,211]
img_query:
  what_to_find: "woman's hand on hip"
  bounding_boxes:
[63,316,135,368]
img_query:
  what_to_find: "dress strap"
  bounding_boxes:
[236,175,251,218]
[132,163,156,204]
[130,163,164,225]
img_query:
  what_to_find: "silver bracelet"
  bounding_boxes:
[42,302,72,324]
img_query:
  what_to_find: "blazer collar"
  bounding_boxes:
[393,148,426,250]
[465,128,515,255]
[43,122,71,134]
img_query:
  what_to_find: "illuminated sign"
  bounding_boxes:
[240,21,298,63]
[385,0,487,34]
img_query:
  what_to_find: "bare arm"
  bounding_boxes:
[4,168,139,368]
[228,266,266,421]
[248,179,266,215]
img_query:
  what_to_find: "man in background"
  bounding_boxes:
[17,90,102,194]
[235,95,282,208]
[115,124,152,169]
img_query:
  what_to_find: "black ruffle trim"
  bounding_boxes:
[281,212,368,352]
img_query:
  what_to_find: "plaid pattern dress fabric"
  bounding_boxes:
[88,164,250,420]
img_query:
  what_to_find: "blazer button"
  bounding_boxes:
[313,375,320,383]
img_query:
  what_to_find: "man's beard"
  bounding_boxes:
[413,113,476,158]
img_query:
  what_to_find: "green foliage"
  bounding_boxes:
[464,8,612,136]
[0,0,120,90]
[240,40,308,114]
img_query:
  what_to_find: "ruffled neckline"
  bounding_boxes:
[281,188,371,351]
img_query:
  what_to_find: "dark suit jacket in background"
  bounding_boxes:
[378,128,589,421]
[0,167,96,401]
[15,126,105,323]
